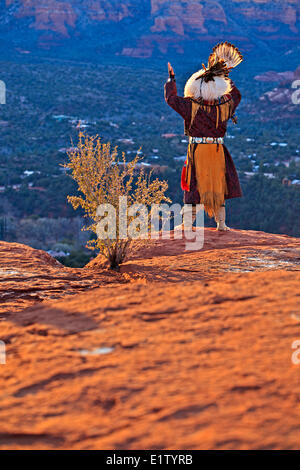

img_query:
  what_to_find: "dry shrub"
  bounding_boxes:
[65,133,171,269]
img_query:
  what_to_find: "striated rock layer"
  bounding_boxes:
[0,228,300,449]
[3,0,300,55]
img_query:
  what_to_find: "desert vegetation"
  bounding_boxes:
[65,133,170,269]
[0,61,299,266]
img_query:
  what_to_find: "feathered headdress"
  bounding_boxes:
[202,42,243,80]
[185,42,243,98]
[184,42,243,129]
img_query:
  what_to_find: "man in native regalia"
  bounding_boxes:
[165,42,243,231]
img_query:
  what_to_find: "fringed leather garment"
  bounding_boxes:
[164,79,243,213]
[194,144,227,218]
[187,95,236,134]
[183,97,234,217]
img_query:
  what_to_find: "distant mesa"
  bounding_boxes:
[3,1,300,56]
[255,67,300,83]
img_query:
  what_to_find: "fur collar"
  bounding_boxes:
[184,70,232,101]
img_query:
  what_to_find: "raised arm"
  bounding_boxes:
[164,63,191,121]
[164,79,191,121]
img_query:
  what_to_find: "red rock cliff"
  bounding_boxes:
[4,0,300,50]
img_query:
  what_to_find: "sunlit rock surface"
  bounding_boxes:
[0,229,300,449]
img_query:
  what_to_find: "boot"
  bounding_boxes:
[215,205,230,231]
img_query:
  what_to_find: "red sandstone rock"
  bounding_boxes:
[251,67,300,119]
[255,67,300,83]
[235,3,298,33]
[0,229,300,449]
[5,0,300,51]
[14,0,77,37]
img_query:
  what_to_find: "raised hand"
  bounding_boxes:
[168,62,175,79]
